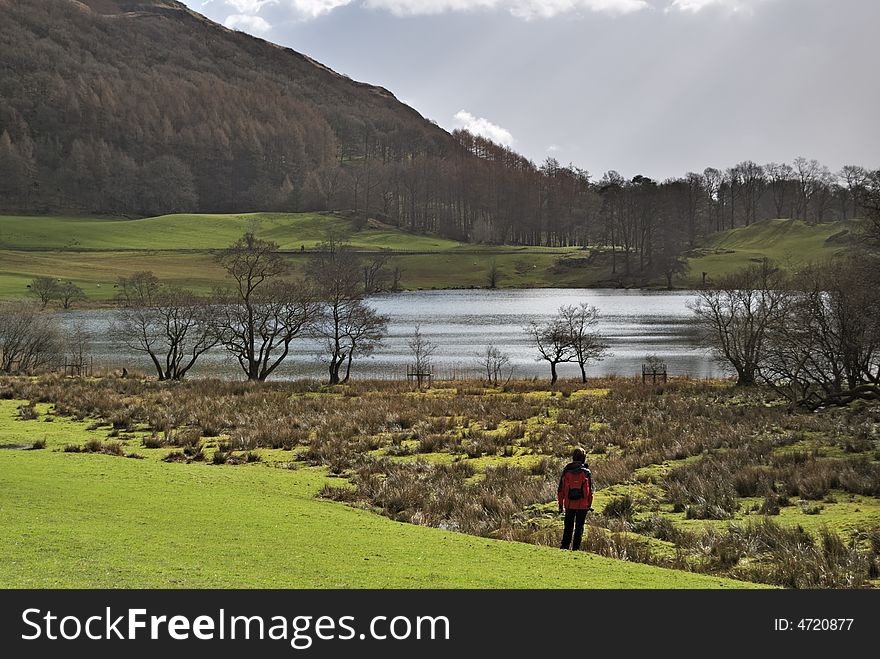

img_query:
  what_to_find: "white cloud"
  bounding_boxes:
[206,0,771,29]
[224,0,277,12]
[224,13,273,31]
[290,0,355,17]
[454,110,514,147]
[547,145,560,152]
[364,1,649,19]
[668,0,768,13]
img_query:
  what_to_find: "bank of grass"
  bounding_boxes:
[686,218,860,284]
[0,398,750,589]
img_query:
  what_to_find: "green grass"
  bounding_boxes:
[0,212,595,299]
[686,218,861,284]
[0,400,756,588]
[0,213,466,252]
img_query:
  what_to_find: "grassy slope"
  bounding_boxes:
[0,401,754,589]
[686,218,859,284]
[0,213,589,299]
[0,214,862,299]
[0,213,466,251]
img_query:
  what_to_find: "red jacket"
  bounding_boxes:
[557,462,594,511]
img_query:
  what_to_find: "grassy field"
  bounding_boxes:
[0,396,752,589]
[685,218,859,284]
[3,375,879,588]
[0,213,471,251]
[0,213,863,300]
[0,212,593,300]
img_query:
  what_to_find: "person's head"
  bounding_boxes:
[571,446,586,464]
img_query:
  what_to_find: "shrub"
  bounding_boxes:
[603,494,636,521]
[667,457,739,520]
[84,438,103,453]
[142,434,166,449]
[18,402,38,421]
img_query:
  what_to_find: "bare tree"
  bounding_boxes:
[65,321,91,375]
[362,251,393,294]
[702,167,723,232]
[112,272,217,380]
[763,259,880,408]
[526,317,576,385]
[486,259,500,289]
[29,276,58,308]
[838,165,870,219]
[765,162,794,219]
[793,157,833,222]
[734,161,764,226]
[309,242,388,384]
[0,301,62,373]
[338,303,387,383]
[478,344,512,385]
[689,261,787,386]
[115,270,161,305]
[57,281,86,310]
[866,170,880,247]
[558,303,609,382]
[214,233,320,381]
[407,323,436,386]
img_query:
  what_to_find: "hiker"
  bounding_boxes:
[557,446,594,551]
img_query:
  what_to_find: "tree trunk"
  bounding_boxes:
[341,351,354,384]
[550,361,558,385]
[328,352,343,385]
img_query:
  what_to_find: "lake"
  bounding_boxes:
[59,289,728,381]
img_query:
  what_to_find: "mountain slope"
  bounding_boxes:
[0,0,453,215]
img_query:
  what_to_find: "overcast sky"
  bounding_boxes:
[186,0,879,180]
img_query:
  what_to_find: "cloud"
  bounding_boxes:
[223,0,277,12]
[205,0,776,27]
[364,1,649,18]
[668,0,769,13]
[547,145,560,152]
[454,110,514,147]
[289,0,355,17]
[224,13,273,31]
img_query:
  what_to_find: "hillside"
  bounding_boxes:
[0,0,452,215]
[686,218,862,284]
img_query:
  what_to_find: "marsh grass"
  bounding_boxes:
[5,374,879,588]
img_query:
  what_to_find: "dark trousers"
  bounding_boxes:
[560,508,588,550]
